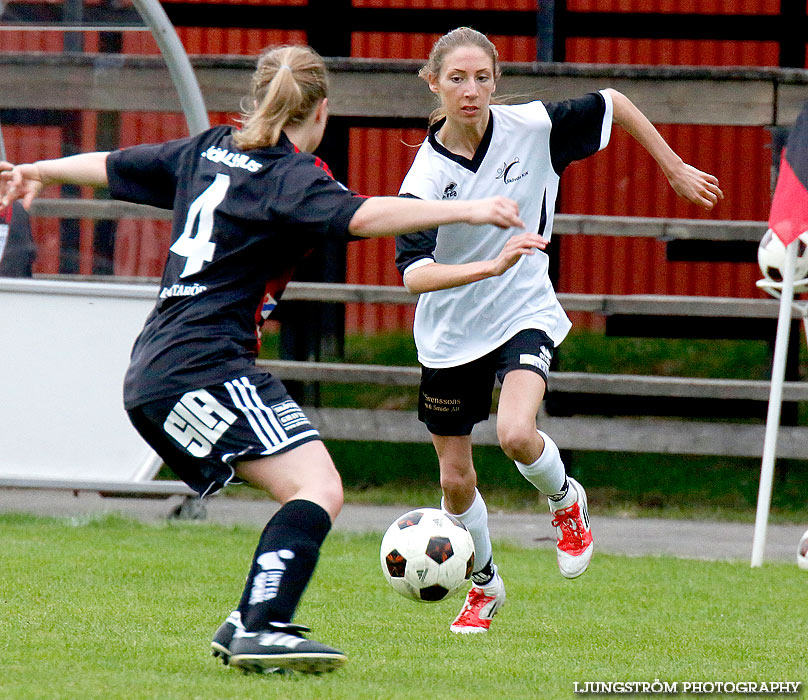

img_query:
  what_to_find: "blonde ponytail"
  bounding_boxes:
[233,45,329,151]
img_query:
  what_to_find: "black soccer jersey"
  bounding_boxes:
[107,126,364,409]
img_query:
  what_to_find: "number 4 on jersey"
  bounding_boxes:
[170,173,230,278]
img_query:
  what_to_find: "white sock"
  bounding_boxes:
[442,488,493,577]
[515,430,573,506]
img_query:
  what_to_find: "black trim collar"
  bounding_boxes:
[427,111,494,173]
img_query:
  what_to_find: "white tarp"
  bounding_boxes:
[0,278,162,483]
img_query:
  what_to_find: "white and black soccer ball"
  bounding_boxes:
[380,508,475,603]
[797,529,808,571]
[757,228,808,292]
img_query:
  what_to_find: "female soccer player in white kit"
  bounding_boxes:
[0,44,524,673]
[395,27,723,633]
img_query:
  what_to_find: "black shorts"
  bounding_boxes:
[418,329,554,437]
[127,373,320,497]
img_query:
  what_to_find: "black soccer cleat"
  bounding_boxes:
[211,610,242,665]
[228,622,347,675]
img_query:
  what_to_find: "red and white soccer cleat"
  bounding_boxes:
[449,571,506,634]
[550,477,593,579]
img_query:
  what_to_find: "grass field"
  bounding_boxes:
[2,513,805,700]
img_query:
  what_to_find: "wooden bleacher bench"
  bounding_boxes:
[20,210,808,463]
[300,407,808,460]
[3,55,806,502]
[257,358,808,403]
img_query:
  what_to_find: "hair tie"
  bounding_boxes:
[278,64,292,72]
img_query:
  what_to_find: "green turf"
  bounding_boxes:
[1,513,805,700]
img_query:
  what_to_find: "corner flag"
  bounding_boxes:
[751,101,808,567]
[768,101,808,246]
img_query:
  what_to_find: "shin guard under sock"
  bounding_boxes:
[442,488,494,580]
[238,499,331,631]
[515,430,567,498]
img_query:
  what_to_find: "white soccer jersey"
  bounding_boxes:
[396,90,613,368]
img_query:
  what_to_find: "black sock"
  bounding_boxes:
[471,557,495,586]
[547,476,570,502]
[237,499,331,632]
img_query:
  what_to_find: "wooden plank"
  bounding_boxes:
[279,287,791,319]
[29,199,172,221]
[25,276,793,319]
[1,53,806,125]
[570,294,785,319]
[305,407,808,459]
[552,215,765,242]
[319,61,433,119]
[281,282,414,305]
[550,373,808,402]
[258,359,420,386]
[0,477,196,497]
[26,198,767,243]
[776,82,808,127]
[496,75,774,127]
[0,55,183,113]
[258,359,808,401]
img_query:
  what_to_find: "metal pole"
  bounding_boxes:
[750,240,798,567]
[536,0,556,63]
[63,0,84,53]
[130,0,209,136]
[0,0,5,163]
[0,117,7,263]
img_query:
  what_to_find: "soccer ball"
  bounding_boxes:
[757,228,808,292]
[797,529,808,571]
[380,508,475,603]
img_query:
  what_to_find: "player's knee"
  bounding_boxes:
[313,469,344,517]
[439,468,475,501]
[280,461,344,520]
[497,421,537,460]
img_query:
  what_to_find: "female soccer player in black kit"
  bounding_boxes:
[0,44,524,674]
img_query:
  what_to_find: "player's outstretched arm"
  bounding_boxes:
[403,232,547,295]
[348,195,524,238]
[605,88,724,211]
[0,152,110,210]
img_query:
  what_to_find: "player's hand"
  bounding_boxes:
[490,232,548,276]
[0,161,13,213]
[0,161,45,211]
[468,196,524,229]
[666,161,724,211]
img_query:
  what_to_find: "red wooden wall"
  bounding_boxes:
[2,0,803,334]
